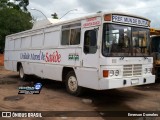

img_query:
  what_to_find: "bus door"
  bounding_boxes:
[81,26,100,68]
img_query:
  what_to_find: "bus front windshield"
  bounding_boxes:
[102,24,150,57]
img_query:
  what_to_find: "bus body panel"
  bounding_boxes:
[4,12,155,90]
[99,75,155,90]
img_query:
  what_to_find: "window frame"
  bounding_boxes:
[102,23,150,57]
[61,23,81,46]
[83,30,98,54]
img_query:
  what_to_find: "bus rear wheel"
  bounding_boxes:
[19,65,27,81]
[65,71,83,96]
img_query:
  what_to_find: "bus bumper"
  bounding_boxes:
[99,75,155,90]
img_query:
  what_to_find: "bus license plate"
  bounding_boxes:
[131,79,139,85]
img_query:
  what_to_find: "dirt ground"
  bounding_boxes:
[0,66,160,120]
[0,54,4,66]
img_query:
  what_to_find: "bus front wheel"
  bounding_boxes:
[65,71,83,96]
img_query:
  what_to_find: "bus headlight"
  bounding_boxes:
[144,68,152,74]
[115,70,119,76]
[147,68,152,73]
[144,68,148,74]
[109,70,114,76]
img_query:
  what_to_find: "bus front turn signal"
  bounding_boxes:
[104,14,111,21]
[103,70,109,77]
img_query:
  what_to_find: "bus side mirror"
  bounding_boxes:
[95,45,99,50]
[94,27,99,31]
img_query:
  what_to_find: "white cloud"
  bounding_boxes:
[28,0,160,28]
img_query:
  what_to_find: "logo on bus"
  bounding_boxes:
[45,51,61,63]
[68,53,79,61]
[82,17,101,28]
[20,51,61,63]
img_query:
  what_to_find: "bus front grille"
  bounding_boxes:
[123,64,142,77]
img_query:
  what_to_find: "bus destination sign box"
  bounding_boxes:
[112,14,149,27]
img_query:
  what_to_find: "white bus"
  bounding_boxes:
[4,12,155,96]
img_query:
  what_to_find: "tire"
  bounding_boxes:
[19,65,27,81]
[65,71,83,96]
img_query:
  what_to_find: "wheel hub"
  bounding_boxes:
[68,76,78,92]
[19,67,24,78]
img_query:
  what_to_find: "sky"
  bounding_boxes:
[28,0,160,28]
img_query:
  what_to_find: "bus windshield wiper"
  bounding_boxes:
[134,46,148,59]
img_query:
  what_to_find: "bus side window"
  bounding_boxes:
[70,28,81,45]
[61,23,81,46]
[84,30,97,54]
[61,30,70,45]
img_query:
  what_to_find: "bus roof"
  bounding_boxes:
[6,12,150,38]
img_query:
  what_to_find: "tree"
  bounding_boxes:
[0,0,8,8]
[16,0,29,11]
[0,0,33,51]
[51,13,58,19]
